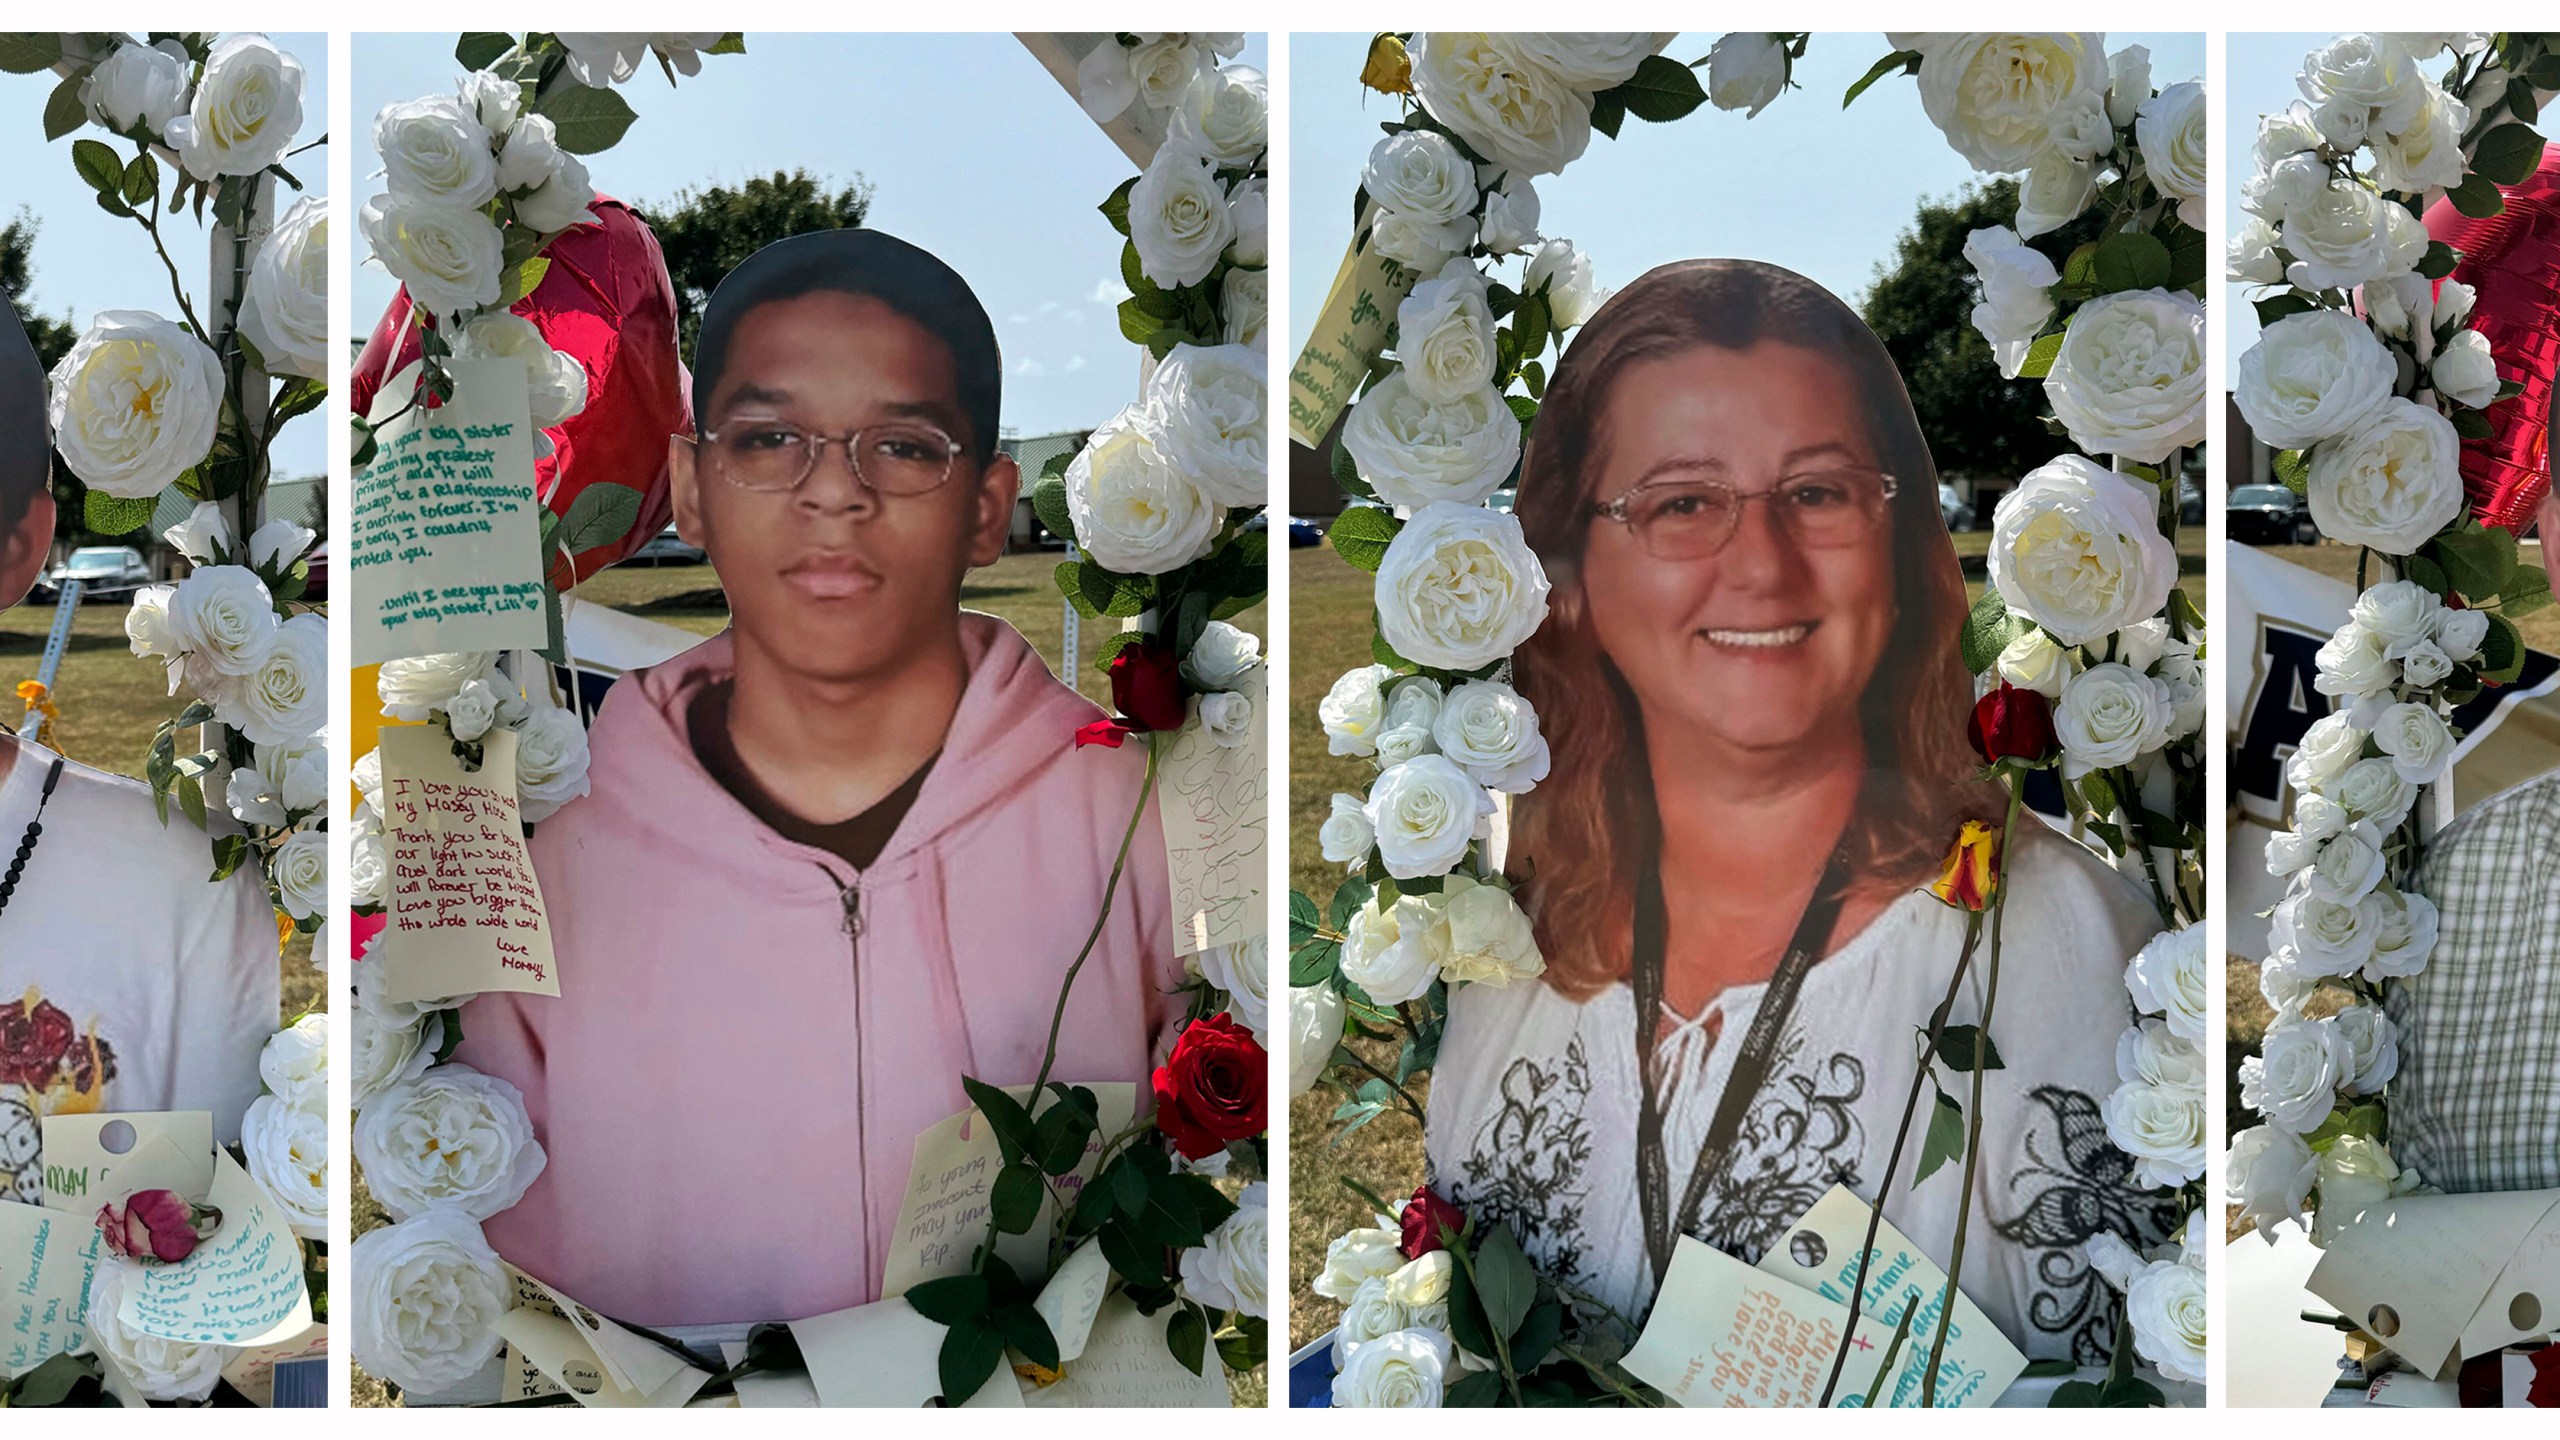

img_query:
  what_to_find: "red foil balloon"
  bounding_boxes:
[351,195,686,586]
[2425,144,2560,536]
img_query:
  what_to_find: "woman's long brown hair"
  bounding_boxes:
[1509,259,1993,1001]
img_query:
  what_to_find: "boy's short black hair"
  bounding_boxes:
[0,293,48,527]
[692,229,1003,463]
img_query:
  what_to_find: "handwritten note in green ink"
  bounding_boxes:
[117,1150,308,1348]
[1,1199,105,1378]
[1286,227,1418,448]
[353,356,551,665]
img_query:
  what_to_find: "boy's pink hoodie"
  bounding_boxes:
[457,613,1178,1328]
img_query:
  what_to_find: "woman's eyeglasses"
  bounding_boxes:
[1590,468,1899,560]
[692,419,964,496]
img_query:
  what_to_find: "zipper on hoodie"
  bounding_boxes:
[823,865,871,1271]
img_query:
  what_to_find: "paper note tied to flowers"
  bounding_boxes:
[377,725,559,1006]
[1156,666,1266,956]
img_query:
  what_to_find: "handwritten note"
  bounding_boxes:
[1286,227,1420,447]
[1157,666,1267,956]
[494,1308,707,1408]
[1020,1295,1230,1408]
[377,725,559,1006]
[1753,1184,2027,1407]
[2309,1188,2560,1376]
[219,1321,329,1407]
[881,1083,1136,1299]
[1033,1241,1112,1366]
[116,1149,308,1347]
[0,1199,104,1378]
[1623,1236,1895,1408]
[39,1112,213,1212]
[353,356,550,665]
[506,1264,702,1403]
[790,1296,1026,1407]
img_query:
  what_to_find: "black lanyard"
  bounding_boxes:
[0,756,65,924]
[1633,842,1851,1286]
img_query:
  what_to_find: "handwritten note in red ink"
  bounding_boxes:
[377,724,558,1006]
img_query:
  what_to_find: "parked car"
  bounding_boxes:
[631,524,706,566]
[1938,482,1975,532]
[1489,487,1517,514]
[49,545,150,600]
[2229,484,2310,546]
[1287,516,1322,548]
[2178,475,2205,525]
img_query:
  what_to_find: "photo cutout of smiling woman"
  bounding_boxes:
[1418,259,2177,1366]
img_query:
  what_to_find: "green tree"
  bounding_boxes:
[635,170,876,364]
[1860,178,2103,491]
[0,212,87,542]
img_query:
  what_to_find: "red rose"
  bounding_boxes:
[97,1189,220,1264]
[1151,1014,1266,1159]
[1400,1185,1466,1258]
[1968,682,2057,764]
[1108,639,1188,734]
[0,996,76,1089]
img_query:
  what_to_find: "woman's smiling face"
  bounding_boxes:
[1580,339,1897,759]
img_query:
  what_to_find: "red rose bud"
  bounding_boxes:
[98,1189,221,1264]
[1073,718,1130,749]
[1108,639,1188,734]
[1399,1185,1466,1259]
[1150,1013,1267,1159]
[1968,682,2057,764]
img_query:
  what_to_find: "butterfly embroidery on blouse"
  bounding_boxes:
[1990,1084,2184,1363]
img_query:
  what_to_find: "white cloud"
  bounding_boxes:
[1036,299,1060,316]
[1064,355,1087,374]
[1008,313,1029,325]
[1089,277,1132,305]
[1015,356,1051,379]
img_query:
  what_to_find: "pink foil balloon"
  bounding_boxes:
[2426,144,2560,535]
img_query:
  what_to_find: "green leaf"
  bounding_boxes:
[2451,407,2495,440]
[1329,428,1375,500]
[994,1302,1060,1371]
[1327,874,1374,932]
[2448,172,2507,219]
[42,71,85,142]
[708,33,747,56]
[2271,448,2310,496]
[2092,231,2172,293]
[1097,1216,1165,1285]
[1329,504,1402,572]
[2050,1379,2106,1406]
[1510,1297,1565,1371]
[2012,331,2065,380]
[1444,1369,1505,1406]
[2433,524,2518,603]
[938,1315,1007,1405]
[2253,293,2319,327]
[2059,242,2101,292]
[1030,1098,1094,1177]
[959,1077,1038,1164]
[1443,1245,1499,1361]
[207,833,252,883]
[1473,1224,1537,1341]
[2472,124,2547,186]
[1587,88,1625,139]
[456,33,516,70]
[1291,939,1341,986]
[1165,1305,1209,1375]
[557,481,643,554]
[1614,55,1707,123]
[83,491,157,536]
[2418,241,2460,281]
[2020,1358,2079,1379]
[2097,1374,2168,1407]
[2480,611,2527,685]
[2499,564,2553,619]
[1098,176,1139,237]
[498,255,551,306]
[1288,888,1322,944]
[1931,1024,2007,1073]
[1914,1086,1966,1185]
[0,32,63,74]
[1842,50,1922,108]
[2079,769,2119,819]
[1031,475,1075,545]
[532,81,639,154]
[1959,585,2021,675]
[7,1350,97,1406]
[2405,552,2451,598]
[71,139,123,197]
[121,152,158,208]
[903,1272,989,1327]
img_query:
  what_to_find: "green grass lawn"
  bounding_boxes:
[0,593,318,1016]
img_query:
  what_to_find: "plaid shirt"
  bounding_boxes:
[2386,770,2560,1194]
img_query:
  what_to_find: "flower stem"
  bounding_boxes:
[1554,1342,1655,1406]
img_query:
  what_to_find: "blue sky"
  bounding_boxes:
[0,33,329,480]
[1289,32,2205,358]
[355,33,1266,440]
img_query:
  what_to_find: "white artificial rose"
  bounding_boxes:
[2311,95,2370,151]
[242,1094,327,1239]
[168,565,279,676]
[2116,1017,2205,1092]
[350,828,391,909]
[2283,181,2429,292]
[1064,403,1217,576]
[250,516,317,572]
[1374,723,1435,768]
[1397,260,1498,405]
[1433,679,1550,794]
[1915,34,2109,173]
[350,1207,512,1393]
[1369,205,1468,274]
[1994,627,2075,699]
[458,313,590,430]
[445,678,502,743]
[1127,35,1215,112]
[512,703,593,824]
[1147,342,1264,508]
[1706,33,1789,118]
[47,309,224,499]
[1128,145,1233,289]
[2235,310,2398,450]
[2266,828,2315,877]
[2298,33,2425,135]
[2239,1015,2349,1133]
[1363,130,1476,233]
[2015,146,2098,241]
[1478,173,1541,256]
[164,501,232,567]
[1342,891,1451,1005]
[226,764,287,830]
[2105,43,2152,127]
[2271,887,2382,980]
[374,94,498,208]
[456,69,520,132]
[492,113,562,194]
[2362,272,2434,342]
[1374,503,1551,671]
[166,33,303,180]
[1384,1250,1453,1306]
[1962,227,2058,379]
[2306,820,2389,904]
[2433,605,2489,662]
[1196,690,1253,748]
[1439,874,1544,986]
[2135,83,2208,229]
[84,1260,226,1401]
[2228,216,2286,286]
[2306,398,2463,555]
[353,986,437,1111]
[1181,620,1261,691]
[2125,1259,2207,1384]
[2261,945,2320,1018]
[1365,754,1493,880]
[2155,636,2206,739]
[2101,1078,2204,1189]
[2227,1124,2317,1241]
[2124,925,2208,1043]
[1179,1182,1267,1319]
[2044,288,2206,464]
[1321,792,1377,865]
[2367,886,2439,981]
[1332,1326,1451,1408]
[2313,624,2392,702]
[2430,329,2501,410]
[1291,984,1347,1094]
[220,612,326,748]
[361,194,504,319]
[1986,454,2179,646]
[1342,373,1521,511]
[2396,639,2454,690]
[2435,278,2479,331]
[2371,81,2472,194]
[1332,1275,1412,1367]
[2332,757,2415,827]
[513,149,599,235]
[1321,665,1396,756]
[2284,713,2365,796]
[2371,700,2455,784]
[1522,238,1603,328]
[1409,33,1592,178]
[2245,152,2330,223]
[260,1012,328,1110]
[83,38,190,136]
[2330,1004,2399,1094]
[240,191,329,381]
[2314,1135,2409,1243]
[355,1064,548,1222]
[1228,179,1268,267]
[2048,94,2114,162]
[1168,64,1268,168]
[379,651,496,720]
[1313,1225,1405,1301]
[554,34,653,88]
[1383,676,1445,734]
[1507,33,1674,89]
[1222,265,1266,350]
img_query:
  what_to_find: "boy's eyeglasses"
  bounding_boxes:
[692,420,964,496]
[1590,468,1899,561]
